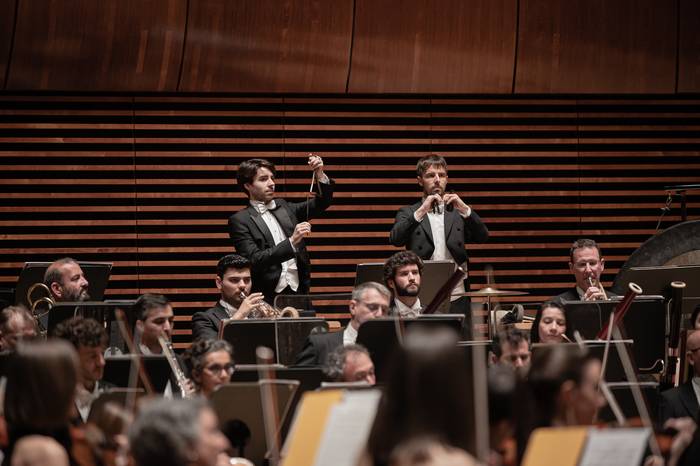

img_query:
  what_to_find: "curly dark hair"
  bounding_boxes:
[216,254,251,278]
[382,251,424,286]
[236,158,276,196]
[52,316,108,349]
[184,339,234,382]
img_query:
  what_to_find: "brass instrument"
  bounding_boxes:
[587,276,609,300]
[158,335,194,399]
[26,282,55,318]
[240,292,300,319]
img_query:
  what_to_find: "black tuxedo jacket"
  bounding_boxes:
[389,201,488,288]
[294,330,344,367]
[191,302,229,341]
[659,380,699,424]
[553,288,580,305]
[228,181,334,301]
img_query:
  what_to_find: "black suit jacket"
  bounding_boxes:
[552,288,580,305]
[228,181,334,301]
[294,330,344,367]
[389,201,488,288]
[191,302,230,341]
[659,380,699,424]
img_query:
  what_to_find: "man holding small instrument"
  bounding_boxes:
[191,254,267,341]
[44,257,90,302]
[228,155,334,304]
[554,239,611,303]
[390,154,489,317]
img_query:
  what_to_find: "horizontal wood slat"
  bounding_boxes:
[1,94,699,346]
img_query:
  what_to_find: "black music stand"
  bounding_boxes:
[47,300,135,351]
[598,381,660,424]
[614,265,700,327]
[355,260,455,314]
[355,315,464,382]
[14,261,112,308]
[103,354,173,393]
[210,381,299,465]
[562,297,666,374]
[220,318,328,365]
[531,340,633,382]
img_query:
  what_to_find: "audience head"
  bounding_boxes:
[236,158,277,201]
[387,436,478,466]
[43,258,90,302]
[216,254,252,309]
[53,316,108,390]
[134,294,174,352]
[129,397,229,466]
[416,154,448,197]
[490,329,531,370]
[10,435,69,466]
[383,251,423,302]
[488,365,518,455]
[0,305,38,351]
[186,339,235,398]
[366,327,474,464]
[4,340,79,430]
[568,239,604,292]
[531,301,566,344]
[349,282,391,329]
[325,343,376,385]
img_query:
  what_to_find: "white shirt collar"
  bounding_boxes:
[343,324,358,345]
[250,199,277,214]
[394,297,422,318]
[219,299,239,319]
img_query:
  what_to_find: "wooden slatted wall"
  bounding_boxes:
[1,94,699,347]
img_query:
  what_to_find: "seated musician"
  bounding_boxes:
[10,435,69,466]
[530,301,567,344]
[185,339,235,398]
[359,326,478,466]
[191,254,267,341]
[324,343,376,385]
[691,304,700,330]
[553,239,614,304]
[294,282,390,367]
[128,398,230,466]
[44,257,90,303]
[383,251,423,318]
[0,305,38,351]
[489,329,531,371]
[659,331,700,424]
[53,316,113,423]
[134,293,174,356]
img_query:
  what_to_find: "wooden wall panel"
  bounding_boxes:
[1,94,699,347]
[179,0,354,92]
[6,0,186,91]
[0,0,16,88]
[678,0,700,93]
[515,0,677,93]
[348,0,517,93]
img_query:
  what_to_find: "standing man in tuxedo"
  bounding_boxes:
[228,156,334,304]
[390,154,489,328]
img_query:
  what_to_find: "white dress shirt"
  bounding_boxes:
[219,299,240,319]
[75,382,101,422]
[394,297,422,318]
[250,200,300,293]
[343,324,358,346]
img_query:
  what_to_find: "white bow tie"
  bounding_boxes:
[252,200,277,214]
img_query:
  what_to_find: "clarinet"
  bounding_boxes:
[158,335,194,398]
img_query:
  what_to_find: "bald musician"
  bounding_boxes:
[43,257,90,303]
[659,331,700,424]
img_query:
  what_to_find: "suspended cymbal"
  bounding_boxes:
[453,286,529,297]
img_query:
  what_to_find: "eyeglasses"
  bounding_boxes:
[204,363,235,375]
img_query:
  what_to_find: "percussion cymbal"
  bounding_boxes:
[453,286,529,297]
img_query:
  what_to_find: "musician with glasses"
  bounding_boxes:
[185,339,235,399]
[554,238,614,303]
[294,282,390,367]
[228,156,334,304]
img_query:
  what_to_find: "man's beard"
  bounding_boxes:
[395,283,419,297]
[65,288,90,302]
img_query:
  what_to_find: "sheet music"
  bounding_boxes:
[578,428,650,466]
[312,389,382,466]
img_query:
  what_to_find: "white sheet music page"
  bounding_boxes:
[578,427,650,466]
[312,389,382,466]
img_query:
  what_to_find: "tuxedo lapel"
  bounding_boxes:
[680,381,700,417]
[248,206,275,245]
[412,202,434,245]
[271,202,295,236]
[444,208,458,238]
[213,303,229,321]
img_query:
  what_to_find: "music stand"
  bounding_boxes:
[355,260,455,314]
[562,297,666,374]
[531,341,633,383]
[210,380,299,465]
[220,318,328,365]
[14,261,112,308]
[613,265,700,327]
[103,355,173,393]
[47,300,135,351]
[597,381,660,424]
[356,315,464,382]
